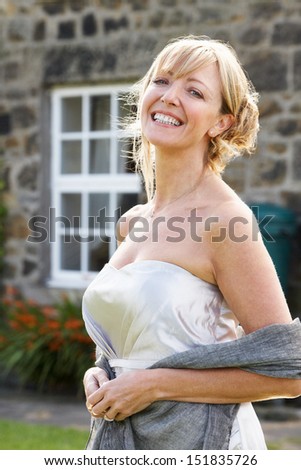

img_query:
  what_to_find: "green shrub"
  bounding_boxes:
[0,286,95,395]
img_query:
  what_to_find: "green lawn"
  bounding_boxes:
[1,419,299,450]
[0,419,89,450]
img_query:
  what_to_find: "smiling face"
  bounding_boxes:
[141,62,231,158]
[131,36,259,199]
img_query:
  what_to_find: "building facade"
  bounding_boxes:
[1,0,301,313]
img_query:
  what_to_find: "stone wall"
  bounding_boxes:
[0,0,301,311]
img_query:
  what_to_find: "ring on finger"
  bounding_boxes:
[104,414,114,422]
[87,402,93,412]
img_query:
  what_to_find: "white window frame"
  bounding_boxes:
[48,85,141,289]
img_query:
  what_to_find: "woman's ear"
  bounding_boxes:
[209,114,235,137]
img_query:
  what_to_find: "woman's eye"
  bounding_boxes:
[153,78,168,85]
[189,89,204,99]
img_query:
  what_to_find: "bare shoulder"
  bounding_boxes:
[207,179,258,239]
[214,198,256,230]
[116,203,148,244]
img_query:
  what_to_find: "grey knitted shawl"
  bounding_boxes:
[86,318,301,450]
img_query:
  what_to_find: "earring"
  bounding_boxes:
[209,130,215,137]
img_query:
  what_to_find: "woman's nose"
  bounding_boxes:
[161,83,180,106]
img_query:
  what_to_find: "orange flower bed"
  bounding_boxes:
[0,285,95,394]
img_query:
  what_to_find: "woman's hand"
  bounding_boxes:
[86,369,157,421]
[84,367,110,417]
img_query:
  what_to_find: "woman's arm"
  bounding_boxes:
[85,365,301,422]
[210,201,292,333]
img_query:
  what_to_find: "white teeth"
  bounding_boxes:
[153,113,181,126]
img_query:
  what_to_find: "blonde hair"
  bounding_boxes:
[123,35,260,200]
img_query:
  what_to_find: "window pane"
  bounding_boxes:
[88,237,110,272]
[62,97,82,132]
[61,141,81,174]
[90,95,110,131]
[61,194,81,228]
[60,236,81,270]
[89,139,110,173]
[89,193,110,229]
[117,138,135,173]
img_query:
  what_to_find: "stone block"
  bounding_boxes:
[267,143,287,155]
[104,16,128,34]
[2,262,17,280]
[258,97,282,118]
[239,27,266,45]
[6,214,30,239]
[6,90,27,100]
[25,132,39,156]
[58,21,76,40]
[251,2,282,20]
[5,136,19,149]
[17,162,39,191]
[11,106,36,130]
[159,0,176,8]
[290,100,301,113]
[128,0,150,10]
[33,20,46,41]
[294,51,301,90]
[222,159,247,193]
[99,0,123,8]
[199,8,227,25]
[166,9,193,27]
[82,13,97,36]
[69,0,89,11]
[293,141,301,180]
[272,22,301,45]
[276,119,301,137]
[4,62,20,81]
[246,52,287,91]
[148,10,165,28]
[8,18,31,42]
[251,158,286,187]
[22,259,37,276]
[42,2,65,15]
[0,114,11,135]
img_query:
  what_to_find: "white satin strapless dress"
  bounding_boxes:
[82,260,267,450]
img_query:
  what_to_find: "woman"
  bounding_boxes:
[82,35,301,450]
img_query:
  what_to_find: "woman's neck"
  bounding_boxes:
[151,149,211,212]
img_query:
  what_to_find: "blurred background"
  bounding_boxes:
[0,0,300,450]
